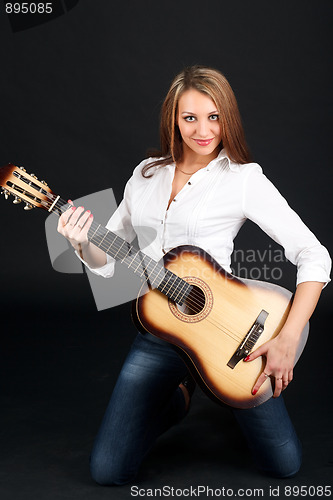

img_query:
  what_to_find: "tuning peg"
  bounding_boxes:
[19,166,26,172]
[30,173,38,180]
[24,202,33,210]
[1,188,10,199]
[41,180,48,186]
[13,196,22,204]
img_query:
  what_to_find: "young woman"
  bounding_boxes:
[57,66,331,484]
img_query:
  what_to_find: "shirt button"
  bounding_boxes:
[188,181,192,185]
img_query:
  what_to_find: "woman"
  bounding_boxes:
[58,66,331,483]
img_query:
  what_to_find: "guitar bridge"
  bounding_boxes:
[227,310,268,369]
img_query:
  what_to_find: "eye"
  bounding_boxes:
[209,114,219,121]
[184,116,196,122]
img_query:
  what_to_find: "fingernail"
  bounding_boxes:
[68,199,73,203]
[89,214,93,218]
[244,356,250,362]
[86,210,91,214]
[71,206,76,210]
[252,389,258,395]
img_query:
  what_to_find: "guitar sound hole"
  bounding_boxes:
[176,285,206,316]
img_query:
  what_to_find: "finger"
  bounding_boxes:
[252,372,270,396]
[63,206,86,235]
[288,369,293,382]
[58,205,76,232]
[75,211,93,235]
[273,377,283,398]
[77,210,91,230]
[282,378,289,390]
[67,206,85,228]
[244,344,266,362]
[282,369,293,391]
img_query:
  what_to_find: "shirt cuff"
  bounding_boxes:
[295,247,332,289]
[74,250,115,278]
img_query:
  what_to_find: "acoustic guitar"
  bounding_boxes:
[0,163,309,408]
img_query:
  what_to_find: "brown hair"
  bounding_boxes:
[142,65,252,177]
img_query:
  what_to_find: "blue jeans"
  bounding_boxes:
[90,332,302,485]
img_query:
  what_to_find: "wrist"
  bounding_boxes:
[75,241,89,259]
[278,323,303,344]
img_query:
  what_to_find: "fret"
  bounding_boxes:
[128,253,142,271]
[175,281,192,304]
[172,278,188,303]
[89,223,101,241]
[138,256,153,277]
[158,270,174,293]
[113,239,126,259]
[120,246,133,263]
[124,251,140,269]
[150,265,166,287]
[168,275,182,300]
[97,231,108,248]
[134,256,145,273]
[105,233,118,254]
[146,260,159,277]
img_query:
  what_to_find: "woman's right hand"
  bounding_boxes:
[57,200,94,254]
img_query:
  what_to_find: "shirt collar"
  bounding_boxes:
[214,148,243,172]
[206,148,239,172]
[166,148,242,172]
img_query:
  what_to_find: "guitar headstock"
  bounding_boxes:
[0,163,57,211]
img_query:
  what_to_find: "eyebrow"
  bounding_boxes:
[181,110,219,115]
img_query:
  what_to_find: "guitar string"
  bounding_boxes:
[41,194,252,343]
[50,197,252,343]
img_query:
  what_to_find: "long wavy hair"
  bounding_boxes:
[142,65,252,177]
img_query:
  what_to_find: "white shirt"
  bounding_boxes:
[83,149,331,286]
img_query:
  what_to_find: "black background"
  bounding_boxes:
[0,1,332,499]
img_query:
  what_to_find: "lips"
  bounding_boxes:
[193,138,214,146]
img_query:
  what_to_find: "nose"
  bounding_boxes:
[196,119,210,138]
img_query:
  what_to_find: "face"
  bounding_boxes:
[177,89,222,160]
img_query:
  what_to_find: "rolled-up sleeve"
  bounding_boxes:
[242,167,331,287]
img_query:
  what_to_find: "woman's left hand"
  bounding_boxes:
[244,331,298,398]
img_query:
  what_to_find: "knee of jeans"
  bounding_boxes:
[90,452,136,486]
[259,438,302,479]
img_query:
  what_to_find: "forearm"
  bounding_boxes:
[279,281,324,342]
[77,242,107,269]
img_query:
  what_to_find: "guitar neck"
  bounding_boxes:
[53,196,191,306]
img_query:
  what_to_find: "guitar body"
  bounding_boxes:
[133,245,309,409]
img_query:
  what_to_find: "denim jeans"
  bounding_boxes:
[90,332,302,485]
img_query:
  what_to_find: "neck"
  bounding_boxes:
[178,145,221,172]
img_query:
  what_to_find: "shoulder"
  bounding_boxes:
[227,159,263,178]
[216,150,263,179]
[131,156,173,180]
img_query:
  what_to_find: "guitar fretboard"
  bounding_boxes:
[87,223,192,305]
[53,198,191,305]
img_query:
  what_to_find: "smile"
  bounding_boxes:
[193,138,214,146]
